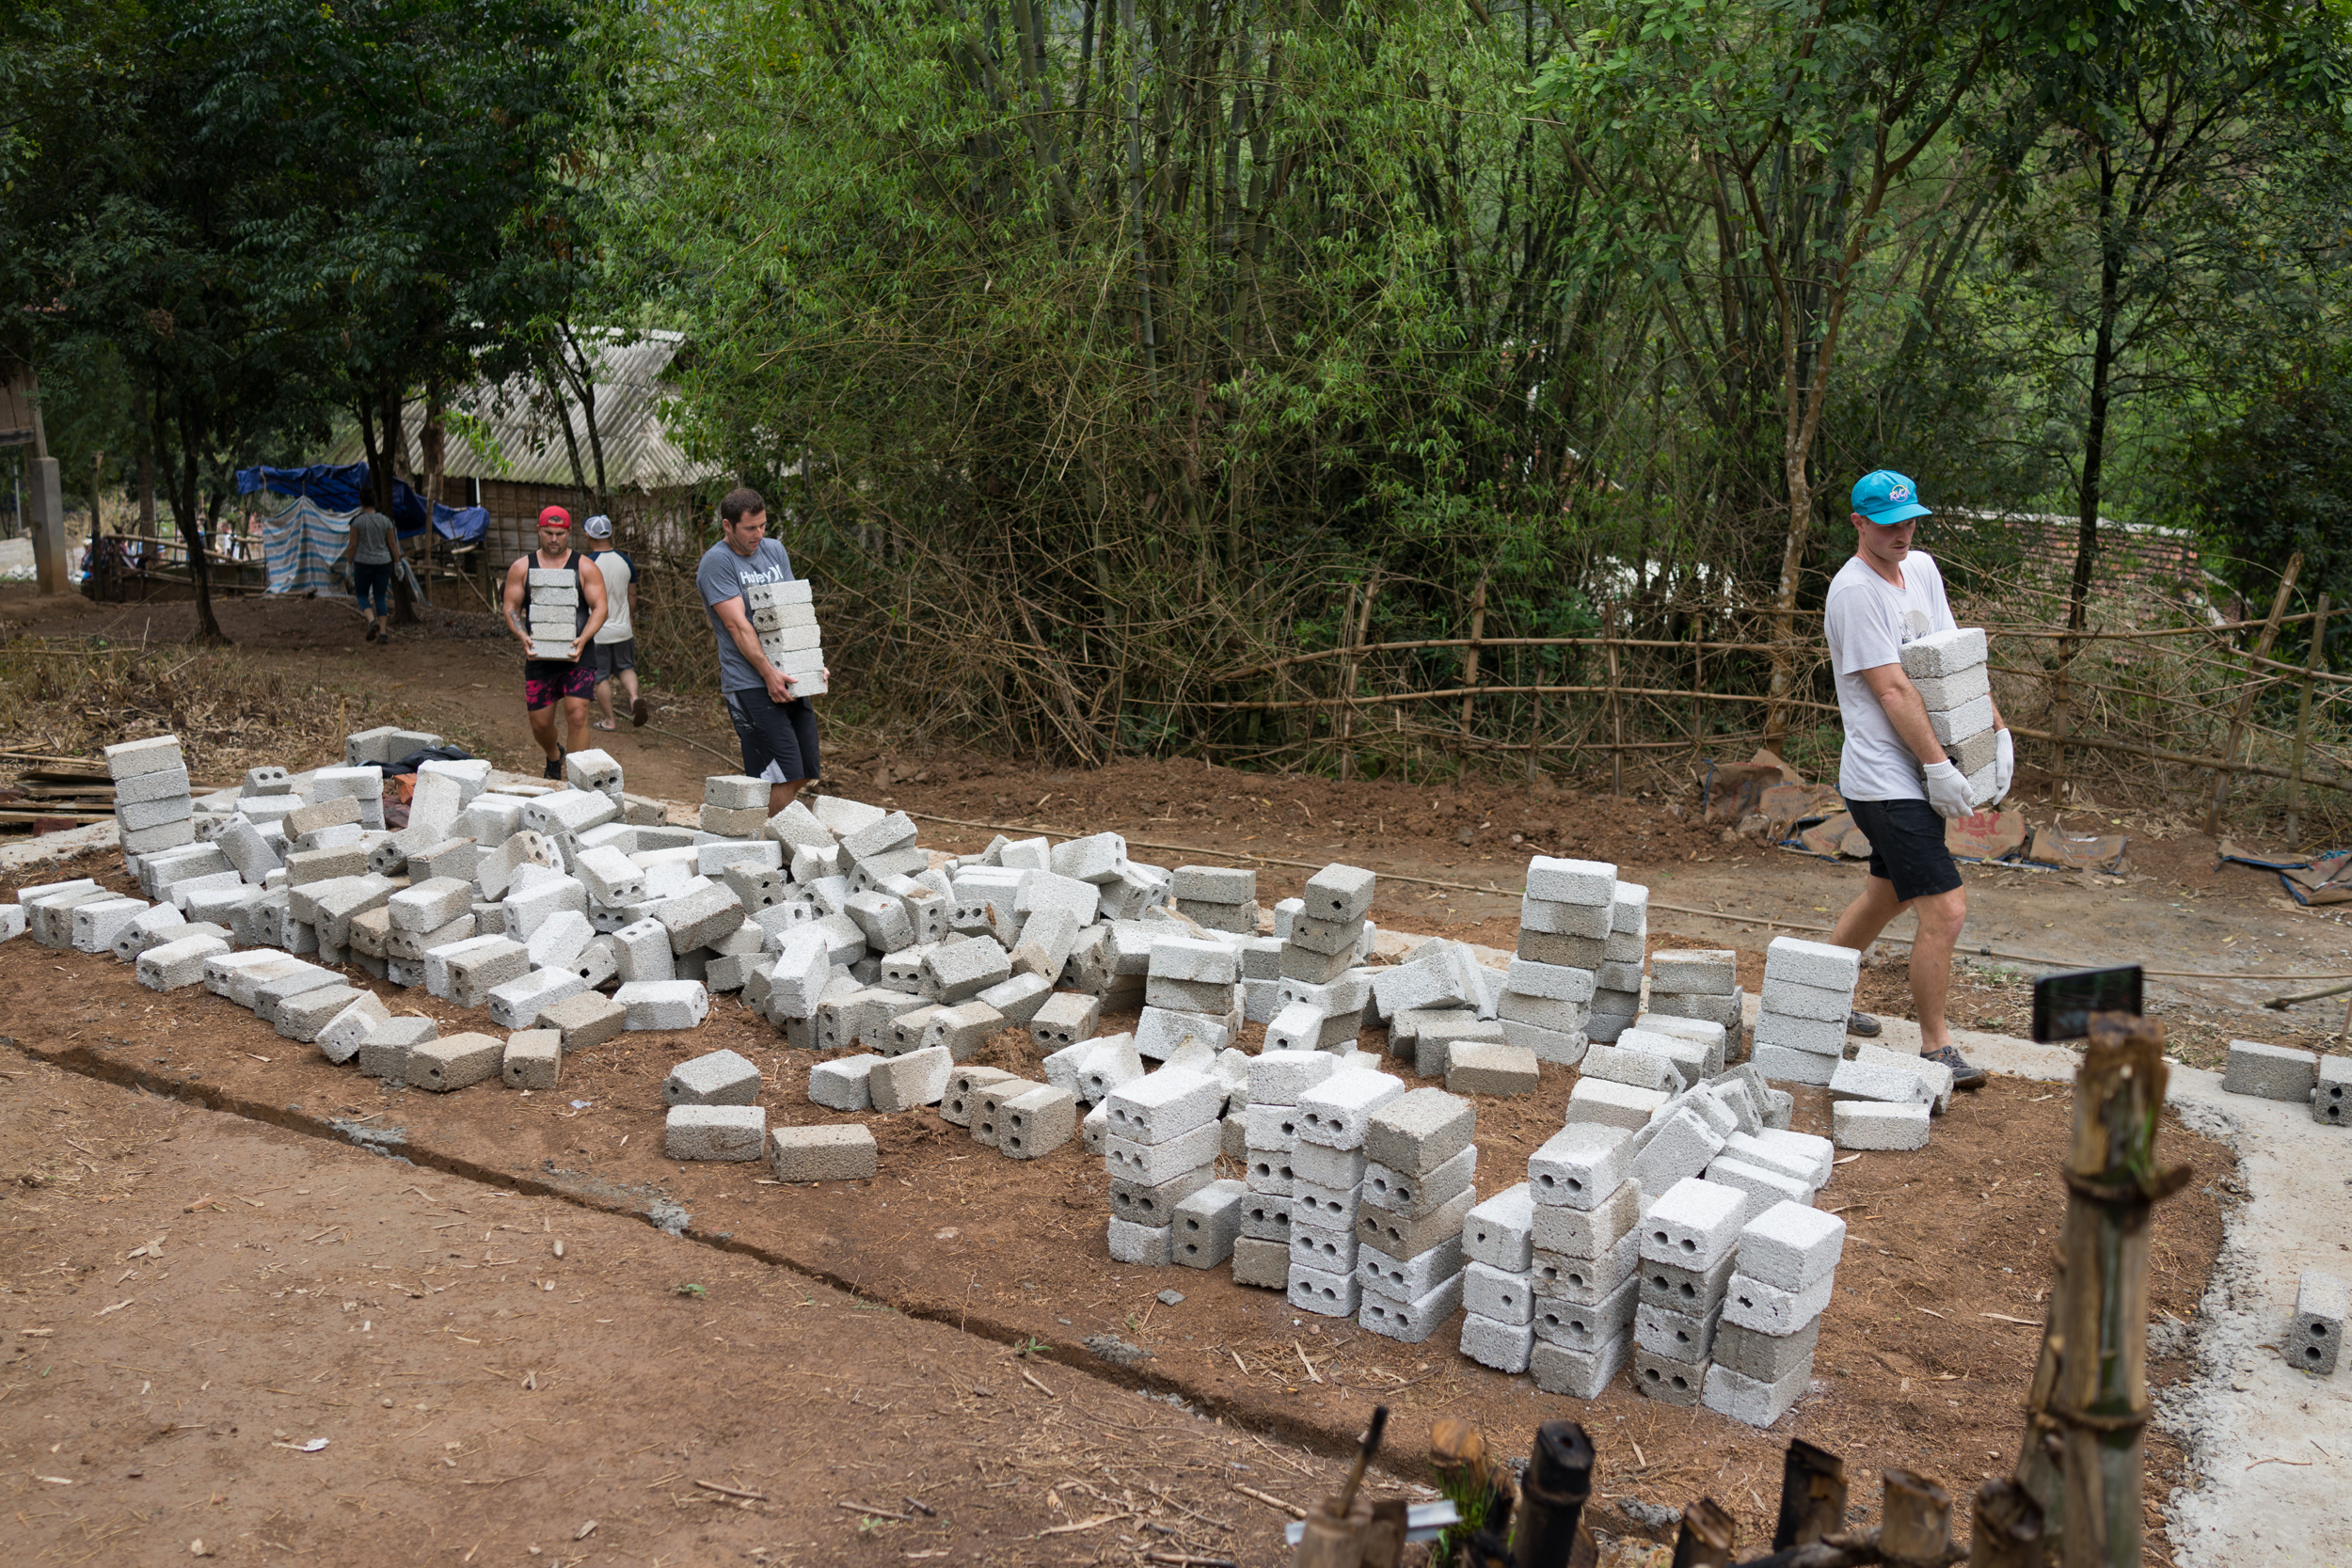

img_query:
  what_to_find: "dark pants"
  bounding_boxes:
[723,687,820,782]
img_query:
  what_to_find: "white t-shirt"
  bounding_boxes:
[590,550,634,643]
[1823,551,1957,801]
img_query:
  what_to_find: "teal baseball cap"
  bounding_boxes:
[1852,469,1931,524]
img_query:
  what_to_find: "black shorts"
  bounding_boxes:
[1843,796,1963,902]
[524,660,596,709]
[723,687,820,783]
[589,639,635,677]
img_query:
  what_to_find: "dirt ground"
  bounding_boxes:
[0,583,2296,1561]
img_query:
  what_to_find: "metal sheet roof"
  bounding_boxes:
[328,329,724,492]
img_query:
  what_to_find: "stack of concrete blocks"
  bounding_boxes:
[663,1049,769,1162]
[1459,1184,1538,1373]
[1751,937,1859,1088]
[1628,1177,1749,1405]
[1899,628,2000,807]
[741,578,828,699]
[1136,932,1242,1064]
[1375,938,1495,1083]
[1829,1043,1951,1151]
[1264,865,1378,1060]
[107,735,198,863]
[1174,863,1257,936]
[1708,1201,1847,1424]
[1354,1088,1475,1344]
[1286,1066,1406,1319]
[1645,948,1745,1062]
[1588,881,1649,1045]
[1233,1049,1339,1293]
[1103,1067,1226,1266]
[1524,1121,1642,1397]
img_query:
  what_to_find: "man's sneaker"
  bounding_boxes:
[1925,1043,1989,1090]
[1847,1011,1883,1037]
[542,754,564,781]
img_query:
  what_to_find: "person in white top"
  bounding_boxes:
[1820,470,2012,1089]
[581,515,647,730]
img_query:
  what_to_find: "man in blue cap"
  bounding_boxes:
[1819,469,2011,1089]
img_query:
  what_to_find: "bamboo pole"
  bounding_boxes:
[1333,582,1359,781]
[1199,683,1843,718]
[1336,577,1378,782]
[1966,1480,2043,1568]
[2287,593,2329,847]
[1606,602,1625,795]
[2014,1011,2192,1566]
[1458,570,1488,766]
[2204,553,2303,834]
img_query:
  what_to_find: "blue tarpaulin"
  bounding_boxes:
[236,463,485,545]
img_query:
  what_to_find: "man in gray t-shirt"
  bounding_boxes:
[698,486,827,813]
[341,506,402,644]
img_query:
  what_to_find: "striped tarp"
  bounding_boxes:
[262,497,352,597]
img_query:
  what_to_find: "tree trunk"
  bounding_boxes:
[2052,152,2122,804]
[157,401,228,645]
[383,384,421,625]
[134,380,156,539]
[1120,0,1158,397]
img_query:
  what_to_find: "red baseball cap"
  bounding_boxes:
[538,506,572,529]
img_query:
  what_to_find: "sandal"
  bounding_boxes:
[590,719,617,732]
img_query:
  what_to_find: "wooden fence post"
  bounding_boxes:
[2287,593,2330,847]
[1334,582,1359,781]
[1605,604,1625,795]
[2204,552,2302,836]
[1336,576,1379,783]
[1457,570,1488,767]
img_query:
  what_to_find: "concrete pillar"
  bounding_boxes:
[27,455,68,595]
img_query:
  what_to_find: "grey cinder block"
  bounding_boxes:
[1108,1217,1173,1267]
[315,991,391,1065]
[1295,1068,1406,1150]
[1288,1260,1359,1317]
[1722,1269,1836,1337]
[1465,1261,1536,1327]
[1532,1177,1643,1260]
[1529,1122,1633,1211]
[1713,1315,1822,1384]
[502,1030,563,1089]
[770,1123,878,1181]
[1533,1273,1638,1353]
[1001,1084,1074,1159]
[2223,1039,2322,1103]
[943,1065,1017,1128]
[1565,1076,1668,1132]
[1702,1358,1811,1428]
[1530,1334,1631,1400]
[1232,1236,1290,1290]
[869,1044,952,1112]
[666,1103,766,1161]
[1354,1183,1475,1261]
[1640,1178,1748,1271]
[970,1077,1037,1148]
[1464,1183,1535,1272]
[1525,855,1616,905]
[1631,1345,1707,1405]
[410,1032,504,1092]
[358,1015,437,1083]
[274,984,368,1043]
[1357,1233,1463,1302]
[667,1049,762,1107]
[1897,626,1986,680]
[808,1054,882,1111]
[1763,935,1860,992]
[1461,1312,1535,1373]
[614,979,710,1032]
[2314,1055,2352,1125]
[1532,1228,1642,1307]
[1833,1100,1931,1150]
[1358,1269,1464,1345]
[2288,1271,2344,1376]
[1171,1178,1246,1268]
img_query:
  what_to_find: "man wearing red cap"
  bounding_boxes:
[501,506,610,778]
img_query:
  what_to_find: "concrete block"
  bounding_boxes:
[666,1103,766,1162]
[1289,1261,1360,1317]
[1630,1345,1707,1405]
[2223,1039,2322,1102]
[1362,1087,1476,1175]
[1833,1100,1931,1150]
[1534,1272,1639,1354]
[1531,1229,1642,1306]
[358,1015,437,1083]
[1525,855,1615,905]
[1582,1043,1683,1096]
[1909,659,1990,711]
[1288,912,1366,958]
[870,1045,953,1112]
[1640,1247,1737,1318]
[666,1049,762,1107]
[922,937,1010,1003]
[1530,1334,1630,1400]
[1640,1177,1748,1270]
[1496,989,1593,1036]
[1295,1068,1406,1149]
[1187,899,1260,936]
[1763,935,1860,991]
[104,735,185,778]
[1412,1015,1503,1078]
[1172,864,1256,904]
[1290,1140,1365,1194]
[1151,974,1240,1014]
[2288,1270,2344,1375]
[975,972,1053,1028]
[108,902,185,961]
[809,1054,882,1111]
[1519,895,1612,940]
[1529,1122,1633,1210]
[1758,974,1852,1021]
[1111,1166,1216,1227]
[609,919,675,985]
[1532,1178,1643,1259]
[1133,1004,1236,1061]
[1565,1076,1668,1132]
[1108,1218,1174,1267]
[961,1075,1026,1147]
[1722,1270,1836,1337]
[316,991,391,1064]
[1359,1270,1464,1345]
[1104,1119,1221,1186]
[524,909,596,974]
[1898,626,1986,681]
[2316,1055,2352,1125]
[1245,1146,1295,1193]
[1364,1145,1476,1218]
[114,766,190,806]
[69,897,147,955]
[1465,1261,1536,1326]
[1705,1156,1812,1218]
[1713,1315,1822,1385]
[1461,1312,1536,1373]
[1701,1358,1811,1428]
[487,968,590,1030]
[502,1030,563,1089]
[1358,1232,1464,1303]
[1162,1180,1245,1269]
[1651,949,1738,994]
[1104,1068,1223,1143]
[940,1065,1015,1128]
[275,984,368,1042]
[1250,1049,1339,1107]
[1074,1035,1144,1102]
[1464,1183,1535,1272]
[999,1084,1075,1158]
[1355,1183,1476,1261]
[1239,1189,1292,1241]
[1753,1043,1839,1086]
[1736,1200,1847,1293]
[920,999,1003,1060]
[1499,1017,1588,1068]
[660,880,745,955]
[1597,960,1645,992]
[120,818,197,855]
[410,1032,504,1092]
[1927,692,1995,746]
[1232,1236,1291,1290]
[1629,1107,1731,1197]
[252,964,347,1025]
[768,1124,878,1182]
[1299,863,1375,923]
[614,978,711,1032]
[500,872,588,942]
[1829,1057,1934,1110]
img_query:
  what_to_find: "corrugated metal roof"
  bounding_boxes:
[327,329,724,492]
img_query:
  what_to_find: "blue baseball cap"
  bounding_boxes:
[1851,469,1931,525]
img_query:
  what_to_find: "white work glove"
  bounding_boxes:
[1922,759,1975,820]
[1994,729,2015,801]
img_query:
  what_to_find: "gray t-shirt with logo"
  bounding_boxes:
[696,537,795,692]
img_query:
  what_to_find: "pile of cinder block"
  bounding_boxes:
[1104,1065,1227,1265]
[1629,1177,1747,1406]
[743,578,828,698]
[1707,1200,1847,1423]
[1355,1088,1475,1343]
[1645,948,1743,1057]
[1375,936,1502,1084]
[1175,863,1258,936]
[1899,627,2000,806]
[2222,1039,2351,1127]
[1751,936,1859,1087]
[1459,1181,1538,1374]
[1285,1065,1406,1317]
[1590,880,1648,1044]
[1828,1043,1951,1149]
[1523,1120,1643,1397]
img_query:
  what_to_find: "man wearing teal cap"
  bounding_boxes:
[1819,469,2010,1089]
